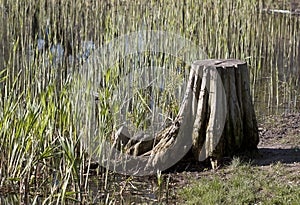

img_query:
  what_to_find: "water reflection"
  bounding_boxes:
[30,38,95,66]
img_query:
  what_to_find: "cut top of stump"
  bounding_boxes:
[193,59,246,68]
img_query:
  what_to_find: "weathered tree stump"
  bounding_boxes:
[114,59,259,170]
[189,59,259,167]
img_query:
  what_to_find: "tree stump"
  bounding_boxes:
[189,59,259,167]
[115,59,259,170]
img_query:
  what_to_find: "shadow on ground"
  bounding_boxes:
[254,147,300,166]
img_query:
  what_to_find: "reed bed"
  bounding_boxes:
[0,0,299,204]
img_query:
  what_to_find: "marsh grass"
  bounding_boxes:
[0,0,299,204]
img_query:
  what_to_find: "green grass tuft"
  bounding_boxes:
[178,160,300,205]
